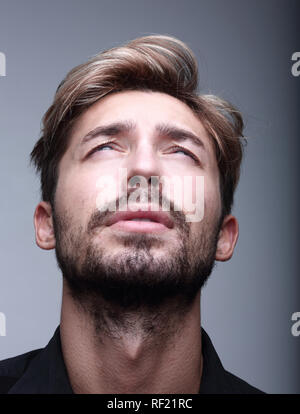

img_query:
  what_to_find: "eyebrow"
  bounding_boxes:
[155,122,205,149]
[80,120,205,150]
[81,120,135,144]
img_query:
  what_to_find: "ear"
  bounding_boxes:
[34,201,56,250]
[215,214,239,262]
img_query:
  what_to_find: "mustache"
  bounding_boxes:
[87,188,189,234]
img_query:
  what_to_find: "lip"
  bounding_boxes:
[105,208,174,232]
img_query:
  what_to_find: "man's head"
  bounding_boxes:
[31,35,244,314]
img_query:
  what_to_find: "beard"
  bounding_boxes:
[53,193,222,334]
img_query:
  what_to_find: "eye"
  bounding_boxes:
[170,146,200,164]
[95,143,114,151]
[88,141,116,156]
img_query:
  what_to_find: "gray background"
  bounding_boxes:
[0,0,299,394]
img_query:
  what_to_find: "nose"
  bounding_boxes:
[125,139,163,186]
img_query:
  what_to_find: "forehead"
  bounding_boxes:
[68,90,215,156]
[76,90,200,127]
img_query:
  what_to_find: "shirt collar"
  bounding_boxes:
[199,328,228,393]
[8,325,226,394]
[8,326,73,394]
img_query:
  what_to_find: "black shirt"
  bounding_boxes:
[0,326,264,394]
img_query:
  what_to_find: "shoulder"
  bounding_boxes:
[222,369,265,394]
[200,328,265,394]
[0,348,42,394]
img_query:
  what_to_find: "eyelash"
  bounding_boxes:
[88,142,200,165]
[88,140,116,156]
[170,145,200,164]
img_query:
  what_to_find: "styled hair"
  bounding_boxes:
[30,34,246,219]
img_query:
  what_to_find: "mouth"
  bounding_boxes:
[105,209,174,233]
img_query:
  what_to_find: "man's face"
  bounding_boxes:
[51,90,223,309]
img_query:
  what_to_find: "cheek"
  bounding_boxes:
[204,174,221,220]
[95,168,126,211]
[55,168,104,221]
[188,173,221,226]
[171,173,219,218]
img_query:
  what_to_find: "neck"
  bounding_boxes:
[60,280,203,394]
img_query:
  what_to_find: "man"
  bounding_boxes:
[0,35,264,394]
